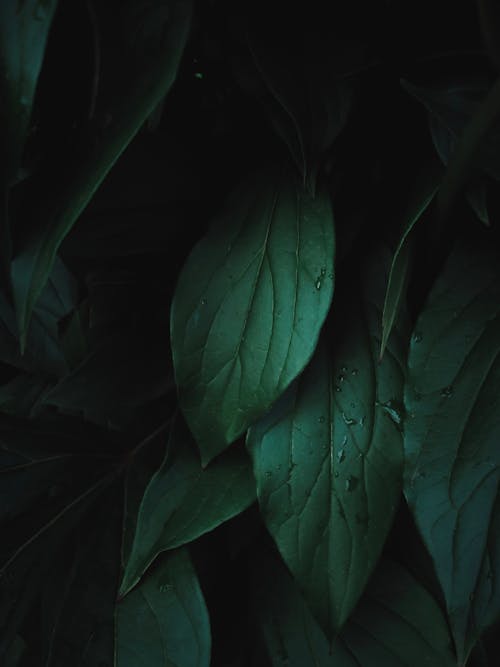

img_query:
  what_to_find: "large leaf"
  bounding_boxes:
[11,0,193,349]
[404,235,500,663]
[120,419,256,596]
[252,552,456,667]
[171,167,335,464]
[247,248,406,637]
[380,162,441,359]
[116,549,211,667]
[0,0,58,185]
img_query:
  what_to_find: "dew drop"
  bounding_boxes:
[351,368,358,376]
[440,386,454,398]
[318,415,325,423]
[315,279,322,290]
[320,267,326,276]
[342,412,357,426]
[359,416,365,428]
[265,471,273,478]
[334,470,339,478]
[341,366,347,372]
[201,297,207,305]
[337,448,346,463]
[412,332,423,344]
[335,385,342,392]
[379,399,404,427]
[159,583,173,593]
[338,374,345,383]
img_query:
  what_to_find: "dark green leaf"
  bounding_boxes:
[42,325,174,429]
[252,552,456,667]
[401,77,500,221]
[404,236,500,663]
[41,485,121,667]
[120,419,256,596]
[116,549,211,667]
[380,162,441,359]
[247,248,406,637]
[171,167,335,464]
[0,0,58,184]
[10,0,193,349]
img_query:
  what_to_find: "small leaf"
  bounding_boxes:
[247,247,406,637]
[252,552,456,667]
[120,419,256,596]
[380,162,441,359]
[116,549,211,667]
[171,167,335,464]
[11,0,193,349]
[404,235,500,663]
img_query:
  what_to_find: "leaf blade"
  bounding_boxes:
[247,248,406,637]
[171,167,335,463]
[116,549,211,667]
[404,235,500,662]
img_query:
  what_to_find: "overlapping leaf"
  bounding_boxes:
[0,0,58,185]
[252,552,456,667]
[247,248,406,637]
[116,549,211,667]
[120,419,256,596]
[171,167,335,463]
[404,235,500,663]
[380,162,441,359]
[11,0,193,348]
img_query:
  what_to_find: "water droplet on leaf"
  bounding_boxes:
[337,448,346,463]
[342,412,357,426]
[440,386,454,398]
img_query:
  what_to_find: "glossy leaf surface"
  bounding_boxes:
[120,420,256,596]
[252,553,456,667]
[247,249,406,636]
[116,549,210,667]
[404,236,500,663]
[171,167,335,463]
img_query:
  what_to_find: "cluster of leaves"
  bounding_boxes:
[1,0,500,665]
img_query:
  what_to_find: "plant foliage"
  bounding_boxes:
[1,1,500,665]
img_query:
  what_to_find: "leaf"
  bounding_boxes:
[42,324,174,429]
[246,247,406,637]
[401,77,500,221]
[115,549,211,667]
[0,444,69,522]
[120,418,256,596]
[380,162,441,359]
[0,0,58,184]
[438,77,500,221]
[244,20,355,192]
[171,167,335,464]
[10,0,193,349]
[404,235,500,663]
[0,255,78,376]
[40,485,121,667]
[251,552,456,667]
